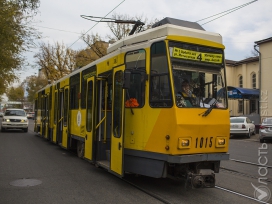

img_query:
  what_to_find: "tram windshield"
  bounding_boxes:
[168,42,227,108]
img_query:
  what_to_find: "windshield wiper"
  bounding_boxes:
[199,100,217,117]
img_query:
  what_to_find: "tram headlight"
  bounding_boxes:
[178,137,191,149]
[182,139,190,146]
[216,137,226,147]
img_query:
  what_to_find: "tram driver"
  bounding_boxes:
[176,79,196,107]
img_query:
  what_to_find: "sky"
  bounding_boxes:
[19,0,272,83]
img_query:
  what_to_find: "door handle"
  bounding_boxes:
[118,142,122,150]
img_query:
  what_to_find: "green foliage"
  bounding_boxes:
[34,42,77,82]
[6,86,25,101]
[0,0,40,95]
[24,75,48,102]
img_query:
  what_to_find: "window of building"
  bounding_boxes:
[239,76,243,88]
[238,100,243,113]
[250,100,256,113]
[252,74,256,89]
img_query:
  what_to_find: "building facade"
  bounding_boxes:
[255,37,272,121]
[225,57,259,116]
[225,36,272,123]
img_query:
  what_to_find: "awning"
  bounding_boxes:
[227,86,259,99]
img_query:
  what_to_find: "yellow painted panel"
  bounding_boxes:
[144,107,230,155]
[166,35,225,49]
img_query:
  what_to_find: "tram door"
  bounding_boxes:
[111,66,125,177]
[45,95,49,139]
[84,76,96,161]
[42,95,47,137]
[57,89,64,145]
[52,90,58,143]
[61,87,69,148]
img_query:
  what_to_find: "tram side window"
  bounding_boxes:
[125,49,146,108]
[86,81,93,132]
[70,73,80,109]
[54,92,57,124]
[38,92,42,109]
[64,89,68,126]
[150,41,173,107]
[113,71,123,138]
[48,90,52,119]
[125,73,145,108]
[81,66,96,109]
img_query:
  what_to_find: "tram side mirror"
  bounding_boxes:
[123,70,131,89]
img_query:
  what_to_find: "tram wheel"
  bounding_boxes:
[77,141,85,158]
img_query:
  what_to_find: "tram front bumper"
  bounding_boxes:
[167,153,229,163]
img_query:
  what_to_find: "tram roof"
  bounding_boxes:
[107,18,222,53]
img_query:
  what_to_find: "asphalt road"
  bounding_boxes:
[0,120,271,204]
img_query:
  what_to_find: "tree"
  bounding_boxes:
[33,14,156,82]
[23,75,48,102]
[76,33,108,68]
[0,0,40,95]
[34,42,77,82]
[245,48,259,59]
[6,86,25,101]
[106,13,159,41]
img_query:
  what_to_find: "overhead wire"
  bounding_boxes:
[33,25,82,34]
[68,0,126,49]
[196,0,257,25]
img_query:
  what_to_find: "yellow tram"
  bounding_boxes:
[34,17,230,188]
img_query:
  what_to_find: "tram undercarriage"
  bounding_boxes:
[124,150,229,189]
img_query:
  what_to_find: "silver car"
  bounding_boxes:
[230,116,256,138]
[1,108,28,132]
[259,117,272,143]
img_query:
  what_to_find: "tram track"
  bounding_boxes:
[215,185,270,204]
[122,178,172,204]
[43,142,270,204]
[230,158,272,168]
[122,176,271,204]
[220,158,272,183]
[40,134,271,203]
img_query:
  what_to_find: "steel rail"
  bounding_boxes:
[122,178,172,204]
[215,186,270,204]
[230,158,272,168]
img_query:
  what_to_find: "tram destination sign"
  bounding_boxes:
[171,47,223,64]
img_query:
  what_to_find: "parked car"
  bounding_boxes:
[259,117,272,143]
[27,112,35,119]
[230,116,255,138]
[0,108,28,132]
[0,112,3,117]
